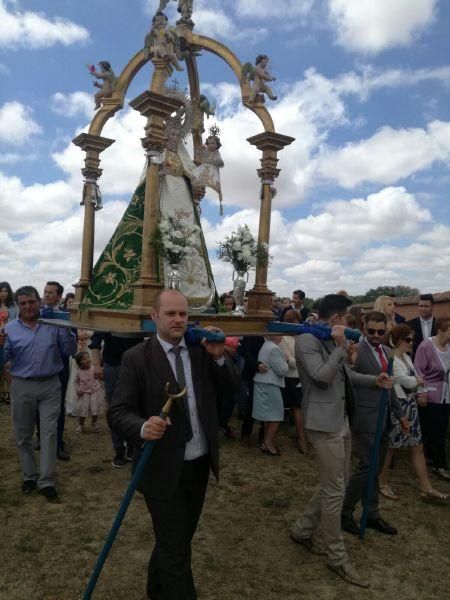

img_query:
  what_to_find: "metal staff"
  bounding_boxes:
[83,382,187,600]
[359,353,394,542]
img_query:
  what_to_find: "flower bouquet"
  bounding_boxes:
[151,213,201,289]
[217,225,269,314]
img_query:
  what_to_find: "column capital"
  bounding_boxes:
[129,91,184,153]
[247,131,295,153]
[72,133,115,154]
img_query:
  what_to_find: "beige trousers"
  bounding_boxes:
[291,419,351,566]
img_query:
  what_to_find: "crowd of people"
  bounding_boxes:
[1,280,450,595]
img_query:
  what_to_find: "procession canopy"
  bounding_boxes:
[69,0,294,334]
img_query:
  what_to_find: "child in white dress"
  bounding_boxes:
[73,351,105,433]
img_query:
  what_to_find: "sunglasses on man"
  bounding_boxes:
[366,328,387,335]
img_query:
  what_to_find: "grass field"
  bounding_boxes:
[1,403,449,600]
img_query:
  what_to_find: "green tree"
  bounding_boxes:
[353,285,419,304]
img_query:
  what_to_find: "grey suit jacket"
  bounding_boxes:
[295,334,377,434]
[351,339,404,434]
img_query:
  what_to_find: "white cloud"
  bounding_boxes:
[235,0,313,19]
[315,120,450,188]
[0,199,127,296]
[201,186,435,297]
[0,101,41,146]
[0,0,89,49]
[328,0,437,54]
[51,92,94,119]
[53,108,147,196]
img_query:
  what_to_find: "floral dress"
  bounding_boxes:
[389,354,422,448]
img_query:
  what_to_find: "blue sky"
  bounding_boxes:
[1,0,449,298]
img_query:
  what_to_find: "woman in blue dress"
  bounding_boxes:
[253,335,289,456]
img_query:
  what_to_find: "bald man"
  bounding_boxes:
[108,289,239,600]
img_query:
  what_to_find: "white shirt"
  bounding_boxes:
[366,338,388,369]
[420,317,433,340]
[157,334,209,460]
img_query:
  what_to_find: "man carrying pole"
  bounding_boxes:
[289,295,393,589]
[108,289,239,600]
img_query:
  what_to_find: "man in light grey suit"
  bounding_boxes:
[341,311,409,536]
[290,295,393,589]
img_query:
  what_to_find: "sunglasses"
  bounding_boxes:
[404,337,414,344]
[367,328,387,336]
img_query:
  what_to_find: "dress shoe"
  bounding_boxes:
[328,562,369,588]
[365,517,397,535]
[38,486,58,501]
[57,448,70,461]
[21,480,37,494]
[341,514,360,536]
[289,533,326,556]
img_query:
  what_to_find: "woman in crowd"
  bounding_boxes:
[414,316,450,481]
[0,281,17,403]
[253,335,289,456]
[379,324,448,503]
[220,293,235,313]
[62,293,75,309]
[278,309,309,454]
[0,281,18,321]
[373,295,397,334]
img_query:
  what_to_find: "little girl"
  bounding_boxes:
[73,351,105,433]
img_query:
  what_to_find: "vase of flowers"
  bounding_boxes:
[151,213,201,290]
[217,225,269,315]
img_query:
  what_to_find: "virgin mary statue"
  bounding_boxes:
[79,115,216,312]
[159,118,215,307]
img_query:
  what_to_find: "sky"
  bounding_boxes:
[0,0,449,300]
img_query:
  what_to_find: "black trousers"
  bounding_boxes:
[144,455,210,600]
[419,403,449,469]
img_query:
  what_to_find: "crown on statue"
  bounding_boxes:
[209,124,221,138]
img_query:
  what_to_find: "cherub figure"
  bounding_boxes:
[194,126,225,215]
[158,0,194,21]
[199,94,215,119]
[89,61,117,110]
[144,11,183,71]
[241,54,277,102]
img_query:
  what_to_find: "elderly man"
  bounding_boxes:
[108,289,239,600]
[0,286,77,500]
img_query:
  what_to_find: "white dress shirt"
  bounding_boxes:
[420,317,433,340]
[157,335,209,460]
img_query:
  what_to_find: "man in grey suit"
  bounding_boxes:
[341,311,409,537]
[290,295,393,589]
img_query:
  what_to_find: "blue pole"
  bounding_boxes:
[82,391,179,600]
[359,356,394,542]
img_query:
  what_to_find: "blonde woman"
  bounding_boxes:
[373,296,397,335]
[379,324,448,503]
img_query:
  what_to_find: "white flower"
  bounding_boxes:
[232,241,241,251]
[172,230,183,238]
[241,246,251,259]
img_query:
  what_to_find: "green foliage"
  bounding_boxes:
[352,285,419,304]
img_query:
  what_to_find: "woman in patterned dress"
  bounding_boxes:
[379,324,448,503]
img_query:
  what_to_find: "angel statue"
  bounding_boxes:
[159,116,215,306]
[87,61,117,110]
[144,11,184,71]
[194,125,225,215]
[241,54,277,102]
[158,0,194,22]
[199,94,216,119]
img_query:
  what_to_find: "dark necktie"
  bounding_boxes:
[170,346,193,441]
[375,345,388,372]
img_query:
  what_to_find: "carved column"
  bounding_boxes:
[246,132,295,315]
[129,59,184,310]
[72,133,115,303]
